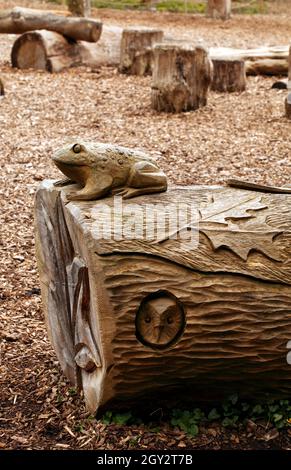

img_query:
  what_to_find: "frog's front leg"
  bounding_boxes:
[66,175,113,201]
[114,161,167,199]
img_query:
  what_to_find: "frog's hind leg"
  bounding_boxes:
[66,175,113,201]
[54,177,75,187]
[118,161,167,199]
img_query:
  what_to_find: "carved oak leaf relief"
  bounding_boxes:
[199,193,267,224]
[200,229,282,262]
[159,193,283,263]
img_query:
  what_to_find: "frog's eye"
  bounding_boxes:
[72,144,81,154]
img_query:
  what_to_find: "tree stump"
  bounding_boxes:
[0,78,4,96]
[207,0,231,20]
[67,0,91,17]
[11,31,81,73]
[119,27,164,76]
[211,58,246,92]
[151,43,212,113]
[35,178,291,413]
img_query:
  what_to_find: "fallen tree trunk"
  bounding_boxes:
[0,7,102,42]
[210,45,289,61]
[35,179,291,413]
[245,59,288,76]
[210,46,289,76]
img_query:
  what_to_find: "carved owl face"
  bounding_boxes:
[136,292,185,349]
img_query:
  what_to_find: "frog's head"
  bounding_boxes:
[52,142,98,168]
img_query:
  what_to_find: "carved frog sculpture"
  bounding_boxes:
[52,141,167,200]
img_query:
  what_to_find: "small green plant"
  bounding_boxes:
[171,408,205,436]
[102,410,133,425]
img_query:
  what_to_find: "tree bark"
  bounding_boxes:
[11,31,82,72]
[211,58,246,92]
[207,0,231,20]
[119,27,164,76]
[0,78,4,96]
[151,43,212,112]
[67,0,91,17]
[35,179,291,413]
[0,7,102,42]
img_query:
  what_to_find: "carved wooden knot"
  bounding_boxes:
[74,344,98,373]
[135,291,185,349]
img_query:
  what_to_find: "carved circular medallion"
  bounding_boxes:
[135,291,185,349]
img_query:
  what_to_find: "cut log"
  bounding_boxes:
[0,78,4,96]
[35,179,291,413]
[11,31,81,73]
[246,59,288,76]
[11,28,120,72]
[119,27,164,76]
[78,25,122,67]
[211,58,246,92]
[151,43,212,113]
[0,7,102,42]
[67,0,91,17]
[207,0,231,20]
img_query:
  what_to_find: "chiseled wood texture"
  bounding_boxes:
[35,181,291,413]
[119,27,164,76]
[151,43,212,113]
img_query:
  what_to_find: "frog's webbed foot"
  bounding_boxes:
[54,178,75,187]
[114,185,167,199]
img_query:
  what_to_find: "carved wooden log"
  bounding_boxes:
[285,46,291,119]
[119,27,164,76]
[211,58,246,92]
[151,43,212,113]
[207,0,231,20]
[11,31,81,73]
[67,0,91,17]
[0,78,4,96]
[0,7,102,42]
[35,180,291,413]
